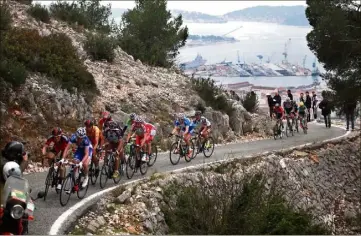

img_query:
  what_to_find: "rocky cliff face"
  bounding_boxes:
[72,135,361,235]
[1,1,273,158]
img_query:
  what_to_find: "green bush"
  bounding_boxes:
[84,32,116,62]
[241,91,259,113]
[27,3,50,23]
[163,174,330,235]
[1,28,97,95]
[49,0,112,33]
[191,77,234,116]
[0,58,27,87]
[0,3,12,31]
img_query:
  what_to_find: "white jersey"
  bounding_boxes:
[200,116,211,127]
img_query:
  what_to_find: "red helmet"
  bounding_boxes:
[51,127,62,136]
[84,119,94,127]
[102,111,111,119]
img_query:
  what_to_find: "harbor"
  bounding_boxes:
[179,38,321,78]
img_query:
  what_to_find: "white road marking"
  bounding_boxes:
[49,124,351,235]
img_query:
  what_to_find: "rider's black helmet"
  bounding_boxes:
[1,141,25,162]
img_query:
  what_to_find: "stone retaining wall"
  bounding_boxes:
[71,135,361,235]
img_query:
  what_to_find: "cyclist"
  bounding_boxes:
[103,120,124,178]
[41,127,68,190]
[273,103,285,130]
[283,97,294,131]
[127,117,156,162]
[84,120,101,177]
[291,100,299,127]
[98,111,112,132]
[192,111,202,128]
[198,117,212,152]
[122,113,137,135]
[170,113,195,159]
[298,102,308,129]
[61,127,92,188]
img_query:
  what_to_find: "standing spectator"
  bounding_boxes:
[287,89,293,101]
[305,91,312,122]
[312,91,318,120]
[318,91,331,128]
[344,100,357,131]
[266,93,274,118]
[273,91,281,105]
[300,92,305,103]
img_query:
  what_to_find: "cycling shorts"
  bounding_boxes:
[135,130,156,146]
[74,148,93,164]
[298,112,306,118]
[275,112,283,120]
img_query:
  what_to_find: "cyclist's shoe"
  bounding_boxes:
[112,170,119,178]
[56,184,62,190]
[82,176,89,188]
[141,154,148,162]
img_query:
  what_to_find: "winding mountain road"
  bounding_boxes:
[25,123,347,235]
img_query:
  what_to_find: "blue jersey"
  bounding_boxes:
[174,117,195,132]
[69,134,93,155]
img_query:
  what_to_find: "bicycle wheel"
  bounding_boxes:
[184,141,194,162]
[147,145,158,167]
[273,125,278,140]
[303,120,308,134]
[169,142,181,165]
[126,154,136,179]
[99,163,109,189]
[295,119,299,133]
[44,167,54,201]
[139,152,148,175]
[77,172,89,199]
[290,122,294,136]
[203,137,215,158]
[89,162,97,185]
[60,175,72,207]
[191,137,200,157]
[285,122,289,137]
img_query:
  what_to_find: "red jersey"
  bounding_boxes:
[273,106,284,114]
[131,122,155,136]
[45,135,69,154]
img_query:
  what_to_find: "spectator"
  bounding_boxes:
[300,93,305,103]
[273,91,281,105]
[287,89,293,101]
[305,91,312,122]
[344,100,357,131]
[318,91,332,128]
[266,93,274,118]
[311,91,318,120]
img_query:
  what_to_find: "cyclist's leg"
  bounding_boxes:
[44,149,56,167]
[184,130,193,157]
[113,142,121,177]
[148,129,156,157]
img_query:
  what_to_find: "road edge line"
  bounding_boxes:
[49,124,350,235]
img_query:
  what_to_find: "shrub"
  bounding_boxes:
[163,174,330,235]
[84,32,116,62]
[241,91,259,113]
[27,3,50,23]
[191,77,234,115]
[0,2,12,31]
[1,28,98,95]
[49,0,112,33]
[14,0,32,5]
[0,58,27,87]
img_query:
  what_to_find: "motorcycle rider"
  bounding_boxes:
[1,141,28,182]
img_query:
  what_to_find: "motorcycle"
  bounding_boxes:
[0,173,45,235]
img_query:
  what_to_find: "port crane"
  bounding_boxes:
[221,26,243,37]
[266,52,276,63]
[282,38,291,63]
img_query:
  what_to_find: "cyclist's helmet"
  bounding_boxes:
[201,117,207,124]
[3,161,22,181]
[299,102,304,106]
[286,97,291,102]
[195,111,202,116]
[275,103,280,107]
[178,113,185,120]
[76,127,86,138]
[135,116,144,126]
[130,113,136,120]
[51,127,63,136]
[107,120,119,130]
[1,141,25,162]
[102,111,111,119]
[84,119,94,127]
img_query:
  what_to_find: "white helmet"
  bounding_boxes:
[3,161,22,181]
[76,127,86,138]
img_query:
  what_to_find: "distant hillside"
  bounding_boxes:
[223,6,309,26]
[111,6,309,26]
[171,9,227,23]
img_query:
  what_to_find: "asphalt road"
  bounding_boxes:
[25,123,345,235]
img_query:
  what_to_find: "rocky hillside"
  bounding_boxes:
[71,134,361,235]
[0,1,272,160]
